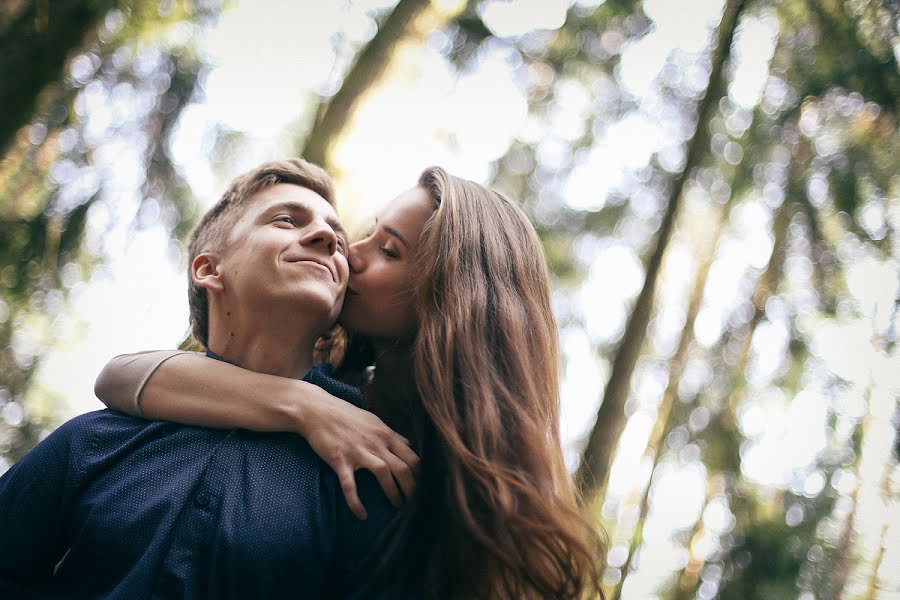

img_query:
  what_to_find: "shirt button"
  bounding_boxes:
[194,492,210,507]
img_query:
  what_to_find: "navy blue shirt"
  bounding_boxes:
[0,364,397,599]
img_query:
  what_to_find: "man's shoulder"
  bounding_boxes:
[35,410,148,454]
[306,364,364,407]
[59,408,154,433]
[47,409,197,453]
[2,411,155,484]
[48,409,135,436]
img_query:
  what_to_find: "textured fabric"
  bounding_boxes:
[0,364,397,599]
[95,349,189,416]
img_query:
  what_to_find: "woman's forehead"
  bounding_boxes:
[378,187,432,222]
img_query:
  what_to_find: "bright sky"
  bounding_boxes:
[32,0,858,450]
[37,0,552,418]
[26,1,898,590]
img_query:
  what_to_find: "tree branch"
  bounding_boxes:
[575,0,748,501]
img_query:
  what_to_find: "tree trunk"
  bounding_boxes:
[301,0,463,171]
[575,0,748,501]
[863,431,897,600]
[612,205,729,600]
[671,178,794,599]
[672,475,723,600]
[0,0,120,157]
[862,496,892,600]
[864,520,888,600]
[829,433,862,600]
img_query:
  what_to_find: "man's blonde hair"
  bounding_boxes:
[187,158,335,347]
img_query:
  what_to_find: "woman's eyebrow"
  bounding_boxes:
[375,218,409,248]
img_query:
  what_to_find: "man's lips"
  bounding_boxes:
[285,257,336,282]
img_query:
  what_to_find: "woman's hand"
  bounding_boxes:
[95,351,418,519]
[298,390,419,520]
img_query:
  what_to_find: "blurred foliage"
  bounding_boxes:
[301,0,466,172]
[0,1,217,463]
[1,0,898,598]
[480,0,898,597]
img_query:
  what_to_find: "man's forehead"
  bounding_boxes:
[250,183,337,218]
[222,184,346,248]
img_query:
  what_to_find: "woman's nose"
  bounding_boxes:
[347,244,365,273]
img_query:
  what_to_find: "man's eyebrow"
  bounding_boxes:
[263,201,307,217]
[327,216,348,240]
[265,201,347,238]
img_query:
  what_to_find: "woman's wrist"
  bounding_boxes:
[283,379,327,438]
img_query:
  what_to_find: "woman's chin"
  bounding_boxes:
[336,309,363,335]
[338,303,417,342]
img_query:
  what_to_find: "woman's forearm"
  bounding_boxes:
[95,350,420,517]
[95,351,315,434]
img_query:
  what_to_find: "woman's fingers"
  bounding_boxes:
[390,437,420,473]
[384,451,416,501]
[366,455,403,508]
[337,464,367,520]
[308,400,420,516]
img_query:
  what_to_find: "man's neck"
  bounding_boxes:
[208,337,314,379]
[206,310,320,379]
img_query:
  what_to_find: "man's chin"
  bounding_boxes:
[277,286,341,319]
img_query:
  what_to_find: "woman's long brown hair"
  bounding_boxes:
[368,167,604,599]
[322,167,605,597]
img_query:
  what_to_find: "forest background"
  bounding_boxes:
[1,0,898,598]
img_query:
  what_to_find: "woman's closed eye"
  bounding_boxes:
[380,246,399,259]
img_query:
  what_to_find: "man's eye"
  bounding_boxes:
[337,238,348,253]
[275,215,295,225]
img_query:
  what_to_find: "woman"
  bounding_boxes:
[96,167,605,599]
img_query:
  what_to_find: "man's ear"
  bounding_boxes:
[191,253,224,293]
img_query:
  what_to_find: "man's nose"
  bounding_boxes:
[301,220,337,255]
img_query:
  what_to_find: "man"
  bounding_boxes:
[0,159,407,598]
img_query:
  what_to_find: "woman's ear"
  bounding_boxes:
[191,253,224,293]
